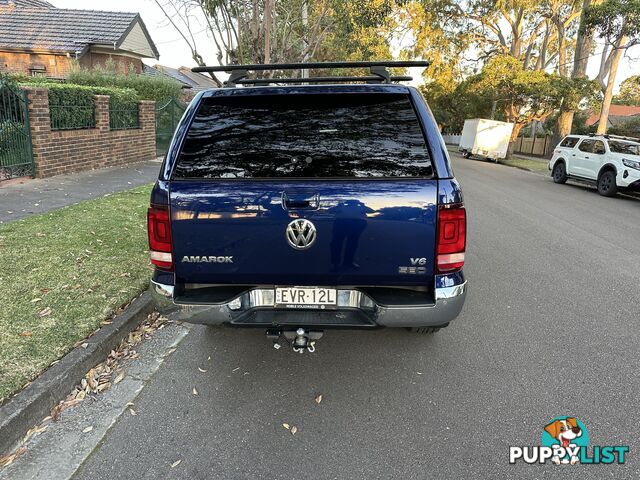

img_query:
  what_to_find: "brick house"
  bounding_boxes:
[0,0,159,79]
[586,105,640,130]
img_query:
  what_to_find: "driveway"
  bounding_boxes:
[5,153,640,479]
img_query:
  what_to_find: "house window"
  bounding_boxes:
[29,67,46,77]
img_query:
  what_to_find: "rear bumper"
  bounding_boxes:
[150,276,467,329]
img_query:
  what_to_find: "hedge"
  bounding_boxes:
[67,61,182,105]
[20,80,139,130]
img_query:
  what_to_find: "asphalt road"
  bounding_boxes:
[70,154,639,479]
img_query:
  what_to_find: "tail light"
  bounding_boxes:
[147,205,173,270]
[436,204,466,273]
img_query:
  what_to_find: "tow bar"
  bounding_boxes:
[267,328,323,353]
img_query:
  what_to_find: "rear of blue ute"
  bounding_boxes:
[148,83,467,340]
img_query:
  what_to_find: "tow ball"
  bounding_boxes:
[266,328,323,353]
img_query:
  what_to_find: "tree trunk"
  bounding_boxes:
[552,0,597,150]
[596,37,626,135]
[264,0,272,65]
[555,108,574,139]
[573,0,598,76]
[507,123,524,159]
[490,99,497,119]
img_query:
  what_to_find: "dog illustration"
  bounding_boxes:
[544,418,582,464]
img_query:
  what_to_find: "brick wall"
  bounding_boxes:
[0,52,143,78]
[78,53,143,74]
[23,87,156,178]
[0,52,73,78]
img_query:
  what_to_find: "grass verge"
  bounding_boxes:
[0,184,153,404]
[499,156,550,173]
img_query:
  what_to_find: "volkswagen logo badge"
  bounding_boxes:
[286,219,317,250]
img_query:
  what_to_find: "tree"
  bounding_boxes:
[584,0,640,134]
[609,116,640,135]
[615,75,640,105]
[472,55,569,156]
[549,0,598,148]
[425,0,575,71]
[153,0,402,82]
[420,78,494,132]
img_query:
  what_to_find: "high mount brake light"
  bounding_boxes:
[147,205,173,270]
[436,204,466,273]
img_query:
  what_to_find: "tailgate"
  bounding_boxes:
[170,180,436,286]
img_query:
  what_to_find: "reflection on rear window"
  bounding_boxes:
[173,93,432,179]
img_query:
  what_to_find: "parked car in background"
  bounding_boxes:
[549,134,640,197]
[459,119,514,161]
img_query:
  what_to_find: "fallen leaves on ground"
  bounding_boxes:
[171,460,182,468]
[23,424,47,443]
[198,367,207,373]
[113,371,125,385]
[282,423,298,435]
[0,447,27,467]
[50,312,167,421]
[82,426,93,433]
[51,398,83,421]
[129,408,137,416]
[38,307,52,317]
[192,387,198,396]
[315,394,323,405]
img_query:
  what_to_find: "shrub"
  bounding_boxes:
[67,60,182,104]
[19,81,138,130]
[609,117,640,136]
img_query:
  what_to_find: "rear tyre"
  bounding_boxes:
[407,324,448,334]
[597,170,618,197]
[552,162,568,184]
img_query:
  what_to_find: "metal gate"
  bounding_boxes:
[155,97,187,157]
[0,81,35,179]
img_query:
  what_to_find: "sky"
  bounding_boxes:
[51,0,639,91]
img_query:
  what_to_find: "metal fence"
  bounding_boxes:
[110,108,140,131]
[156,97,186,156]
[0,83,34,179]
[50,104,96,130]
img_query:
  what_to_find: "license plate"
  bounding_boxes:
[275,287,337,309]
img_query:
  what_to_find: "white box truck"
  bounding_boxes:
[459,119,514,161]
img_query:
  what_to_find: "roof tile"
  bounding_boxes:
[0,6,137,53]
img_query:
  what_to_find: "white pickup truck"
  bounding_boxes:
[549,134,640,197]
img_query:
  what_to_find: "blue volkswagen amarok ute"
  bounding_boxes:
[149,61,466,349]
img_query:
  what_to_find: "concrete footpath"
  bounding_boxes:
[0,160,162,224]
